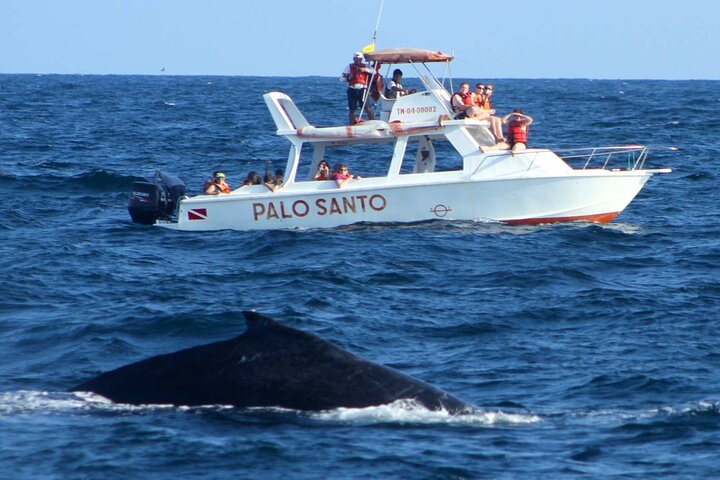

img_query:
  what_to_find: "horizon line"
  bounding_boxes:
[0,72,717,82]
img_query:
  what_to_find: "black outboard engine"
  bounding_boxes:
[128,171,186,225]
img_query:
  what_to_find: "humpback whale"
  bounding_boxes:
[73,311,471,413]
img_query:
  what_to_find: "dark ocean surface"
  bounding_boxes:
[1,74,719,479]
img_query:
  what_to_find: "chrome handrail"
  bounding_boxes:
[555,145,648,171]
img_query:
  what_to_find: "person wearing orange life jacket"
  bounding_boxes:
[472,83,505,142]
[341,52,376,125]
[204,171,232,195]
[502,108,534,152]
[451,82,483,119]
[473,83,490,109]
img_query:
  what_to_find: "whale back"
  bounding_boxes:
[73,311,470,413]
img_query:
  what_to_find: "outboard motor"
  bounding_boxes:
[128,171,186,225]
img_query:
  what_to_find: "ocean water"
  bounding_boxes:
[1,74,719,479]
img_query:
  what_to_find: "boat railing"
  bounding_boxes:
[470,145,674,177]
[554,145,650,171]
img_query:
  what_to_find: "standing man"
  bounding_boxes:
[342,52,375,125]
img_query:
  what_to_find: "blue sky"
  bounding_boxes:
[1,0,718,79]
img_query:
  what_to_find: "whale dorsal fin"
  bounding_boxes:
[243,311,278,331]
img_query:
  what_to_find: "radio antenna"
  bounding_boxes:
[362,0,385,54]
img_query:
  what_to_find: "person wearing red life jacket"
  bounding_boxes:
[313,160,331,181]
[451,82,483,119]
[341,52,376,125]
[204,171,231,195]
[502,108,534,152]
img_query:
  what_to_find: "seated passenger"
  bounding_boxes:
[265,169,284,192]
[331,163,361,189]
[473,83,505,143]
[502,108,534,152]
[274,169,284,187]
[313,160,331,181]
[384,69,416,99]
[242,171,262,186]
[451,82,483,119]
[204,171,231,195]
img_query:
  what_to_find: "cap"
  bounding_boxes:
[215,172,226,178]
[353,52,363,59]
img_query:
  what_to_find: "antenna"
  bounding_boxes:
[362,0,385,54]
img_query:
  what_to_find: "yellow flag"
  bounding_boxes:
[361,42,375,54]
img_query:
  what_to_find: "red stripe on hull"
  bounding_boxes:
[502,211,620,225]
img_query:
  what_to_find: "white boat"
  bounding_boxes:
[128,48,671,231]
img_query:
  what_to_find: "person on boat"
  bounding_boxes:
[313,160,331,181]
[451,82,483,120]
[342,52,376,125]
[384,69,416,99]
[502,108,534,152]
[265,169,284,192]
[473,83,505,143]
[242,171,262,186]
[331,163,361,188]
[204,171,232,195]
[473,83,488,109]
[274,169,284,188]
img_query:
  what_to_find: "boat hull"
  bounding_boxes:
[158,172,653,231]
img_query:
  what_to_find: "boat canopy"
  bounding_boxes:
[365,48,453,64]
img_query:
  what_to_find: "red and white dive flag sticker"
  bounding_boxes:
[188,208,207,220]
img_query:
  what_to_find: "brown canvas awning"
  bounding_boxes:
[364,48,454,64]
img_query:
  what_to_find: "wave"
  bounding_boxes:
[307,399,540,426]
[0,391,539,427]
[66,169,141,191]
[0,169,141,192]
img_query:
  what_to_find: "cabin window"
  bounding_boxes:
[396,139,463,175]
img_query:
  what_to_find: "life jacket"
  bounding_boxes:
[507,120,529,145]
[315,172,329,181]
[347,63,369,86]
[331,172,352,181]
[451,91,472,113]
[475,96,491,109]
[205,179,231,194]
